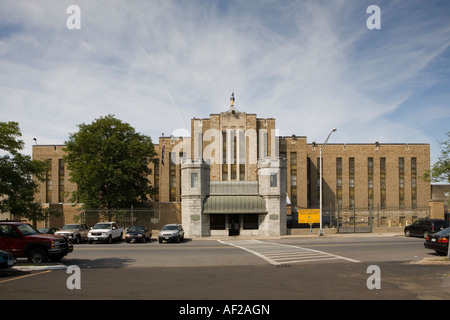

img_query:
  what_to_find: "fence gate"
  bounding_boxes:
[337,209,373,233]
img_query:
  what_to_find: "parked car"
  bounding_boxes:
[88,222,123,244]
[158,224,184,243]
[0,250,15,268]
[404,219,448,238]
[125,226,151,243]
[424,227,450,256]
[55,223,89,244]
[38,227,59,234]
[0,220,73,263]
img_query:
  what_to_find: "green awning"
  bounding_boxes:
[203,195,267,214]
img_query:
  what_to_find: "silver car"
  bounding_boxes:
[158,224,184,243]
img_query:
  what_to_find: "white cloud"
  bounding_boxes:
[0,0,449,165]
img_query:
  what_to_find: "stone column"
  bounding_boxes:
[181,160,210,237]
[257,157,287,236]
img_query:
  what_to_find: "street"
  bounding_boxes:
[1,235,449,307]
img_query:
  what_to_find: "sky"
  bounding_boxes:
[1,0,449,165]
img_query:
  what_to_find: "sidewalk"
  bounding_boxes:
[190,230,405,240]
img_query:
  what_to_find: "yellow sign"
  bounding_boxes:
[298,209,320,224]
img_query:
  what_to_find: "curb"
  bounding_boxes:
[12,264,68,271]
[409,257,450,265]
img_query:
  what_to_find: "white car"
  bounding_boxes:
[88,222,123,244]
[158,224,184,243]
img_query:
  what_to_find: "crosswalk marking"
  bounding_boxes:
[218,240,361,265]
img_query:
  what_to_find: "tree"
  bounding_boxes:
[0,121,49,222]
[64,115,156,210]
[425,131,450,183]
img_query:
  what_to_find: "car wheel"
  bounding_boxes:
[75,235,81,244]
[27,248,48,264]
[88,239,93,244]
[107,235,112,244]
[404,230,411,237]
[159,238,163,243]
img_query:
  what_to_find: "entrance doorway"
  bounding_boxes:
[229,214,240,236]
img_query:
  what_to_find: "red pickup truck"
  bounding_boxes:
[0,220,73,264]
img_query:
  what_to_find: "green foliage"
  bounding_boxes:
[427,131,450,183]
[0,121,49,221]
[64,115,156,209]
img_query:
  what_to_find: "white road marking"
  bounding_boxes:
[218,240,361,265]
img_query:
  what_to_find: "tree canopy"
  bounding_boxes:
[427,131,450,183]
[0,121,49,221]
[64,115,156,209]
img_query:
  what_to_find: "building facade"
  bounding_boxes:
[32,97,433,235]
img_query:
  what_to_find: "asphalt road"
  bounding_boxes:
[1,235,449,306]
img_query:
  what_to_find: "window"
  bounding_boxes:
[222,130,228,181]
[153,159,160,201]
[191,172,198,188]
[270,172,277,187]
[45,159,52,203]
[411,157,417,209]
[307,157,311,208]
[58,159,65,203]
[169,152,176,201]
[368,157,374,209]
[290,152,297,206]
[231,131,237,180]
[260,130,268,158]
[239,130,245,181]
[336,158,342,210]
[243,214,258,230]
[380,157,386,209]
[210,215,226,230]
[399,157,404,209]
[349,157,355,209]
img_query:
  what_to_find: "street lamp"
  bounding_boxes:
[319,128,337,236]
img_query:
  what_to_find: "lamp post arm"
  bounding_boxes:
[319,128,336,236]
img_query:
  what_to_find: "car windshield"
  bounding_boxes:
[162,225,177,230]
[17,224,40,236]
[93,223,112,229]
[436,227,450,236]
[129,226,144,232]
[62,224,79,230]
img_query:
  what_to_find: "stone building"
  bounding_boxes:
[31,95,434,236]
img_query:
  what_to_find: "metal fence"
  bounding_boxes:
[288,206,431,233]
[44,203,182,231]
[82,205,181,231]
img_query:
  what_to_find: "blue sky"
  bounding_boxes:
[1,0,449,165]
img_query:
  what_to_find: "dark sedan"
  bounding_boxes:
[424,227,450,256]
[125,226,151,243]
